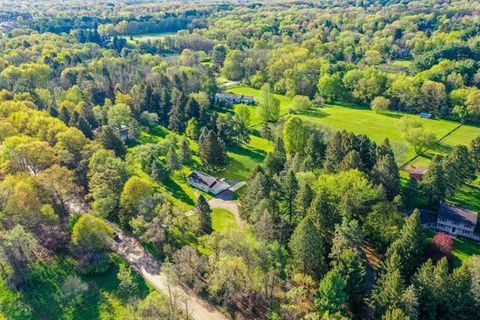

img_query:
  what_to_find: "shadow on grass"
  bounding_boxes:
[304,108,329,118]
[228,144,267,160]
[164,177,195,206]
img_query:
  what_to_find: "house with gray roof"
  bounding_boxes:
[187,171,230,195]
[414,204,480,241]
[214,92,255,105]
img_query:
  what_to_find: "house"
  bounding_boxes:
[407,165,428,181]
[118,125,130,142]
[413,204,480,241]
[187,171,230,195]
[214,92,255,105]
[420,112,432,119]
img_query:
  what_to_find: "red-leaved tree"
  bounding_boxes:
[427,232,454,265]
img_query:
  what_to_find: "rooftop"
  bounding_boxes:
[438,204,478,226]
[188,171,219,188]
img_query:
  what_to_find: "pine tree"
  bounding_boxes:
[338,150,364,172]
[166,145,181,173]
[198,129,227,169]
[179,136,192,164]
[356,134,377,171]
[422,155,446,207]
[289,215,325,279]
[324,132,344,172]
[282,170,299,223]
[471,135,480,173]
[185,96,200,119]
[377,138,395,158]
[303,130,326,170]
[372,154,400,200]
[168,89,186,133]
[150,159,167,182]
[294,183,314,222]
[96,126,126,157]
[196,195,212,234]
[402,177,420,208]
[308,191,339,248]
[443,145,476,195]
[386,209,424,279]
[58,107,70,124]
[158,87,171,126]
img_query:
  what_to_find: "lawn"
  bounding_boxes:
[425,230,480,267]
[0,253,156,320]
[211,208,237,232]
[227,86,293,126]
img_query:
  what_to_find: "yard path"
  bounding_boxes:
[108,222,227,320]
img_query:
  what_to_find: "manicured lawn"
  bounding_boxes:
[425,230,480,267]
[228,86,293,126]
[0,254,155,320]
[212,208,237,232]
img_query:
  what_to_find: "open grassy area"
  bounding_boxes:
[0,254,156,320]
[212,208,237,232]
[227,86,293,126]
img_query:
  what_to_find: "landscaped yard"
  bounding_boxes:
[425,230,480,267]
[128,125,273,210]
[211,208,237,232]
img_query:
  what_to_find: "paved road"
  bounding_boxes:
[109,223,227,320]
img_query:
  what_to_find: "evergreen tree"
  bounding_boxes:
[471,136,480,173]
[315,269,349,317]
[168,89,186,133]
[402,178,420,208]
[303,130,326,170]
[282,170,299,223]
[58,107,70,123]
[289,215,325,279]
[198,129,227,169]
[377,138,395,158]
[356,134,377,171]
[158,87,171,126]
[179,136,192,164]
[166,145,181,173]
[386,209,424,279]
[294,183,314,222]
[443,145,476,195]
[186,118,200,140]
[96,126,126,157]
[308,191,339,249]
[422,155,446,207]
[185,96,200,119]
[150,159,167,182]
[372,154,400,200]
[338,150,364,172]
[240,171,270,221]
[324,132,344,172]
[330,218,364,259]
[195,195,212,235]
[332,248,365,312]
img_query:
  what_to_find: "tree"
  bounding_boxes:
[471,136,480,172]
[281,273,317,319]
[404,127,436,154]
[120,176,154,224]
[61,275,89,305]
[179,136,192,164]
[166,145,181,173]
[195,195,212,235]
[303,130,326,170]
[185,118,200,140]
[198,129,227,169]
[168,89,186,133]
[5,140,57,174]
[421,81,447,117]
[117,263,137,295]
[72,215,112,252]
[150,159,167,183]
[371,96,390,113]
[283,116,311,155]
[443,145,476,195]
[466,90,480,118]
[212,44,228,67]
[234,104,251,127]
[282,170,299,222]
[372,154,400,200]
[402,178,421,209]
[290,95,311,113]
[289,216,325,278]
[422,155,446,207]
[258,83,280,122]
[382,308,411,320]
[0,225,38,288]
[315,269,349,317]
[317,73,344,102]
[364,202,405,252]
[294,183,314,221]
[95,126,126,158]
[427,232,454,264]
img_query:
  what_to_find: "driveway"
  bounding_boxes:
[208,190,244,228]
[109,223,227,320]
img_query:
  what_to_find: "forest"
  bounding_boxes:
[0,0,480,320]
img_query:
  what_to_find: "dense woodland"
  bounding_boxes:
[0,0,480,320]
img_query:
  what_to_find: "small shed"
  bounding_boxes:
[408,165,428,181]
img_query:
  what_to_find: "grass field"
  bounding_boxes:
[227,86,293,126]
[0,254,157,320]
[212,208,237,232]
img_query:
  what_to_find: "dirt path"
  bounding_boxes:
[108,223,227,320]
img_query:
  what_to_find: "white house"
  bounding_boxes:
[187,171,230,195]
[214,92,255,105]
[415,204,480,241]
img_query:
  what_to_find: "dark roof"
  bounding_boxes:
[438,204,478,226]
[215,92,254,100]
[188,171,218,188]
